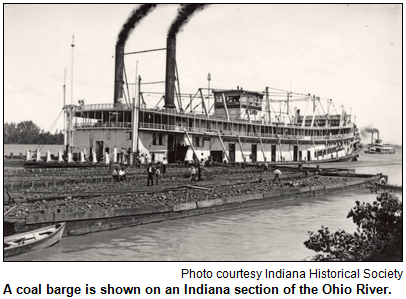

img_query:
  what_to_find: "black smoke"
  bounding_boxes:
[361,126,379,138]
[168,4,209,38]
[117,4,157,46]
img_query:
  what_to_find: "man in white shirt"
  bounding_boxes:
[273,169,282,182]
[119,167,126,181]
[162,157,168,174]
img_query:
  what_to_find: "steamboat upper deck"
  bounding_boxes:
[72,88,358,145]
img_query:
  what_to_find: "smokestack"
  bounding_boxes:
[114,44,125,104]
[371,132,374,145]
[164,37,176,109]
[164,4,209,109]
[377,131,379,141]
[114,4,157,105]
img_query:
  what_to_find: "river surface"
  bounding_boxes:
[5,151,402,261]
[4,144,64,156]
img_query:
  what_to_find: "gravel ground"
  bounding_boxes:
[5,176,352,220]
[4,165,265,182]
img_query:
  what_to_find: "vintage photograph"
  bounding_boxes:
[4,4,402,261]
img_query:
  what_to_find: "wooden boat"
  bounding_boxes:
[4,222,65,258]
[375,182,403,192]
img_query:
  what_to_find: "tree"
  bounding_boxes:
[4,120,64,144]
[16,121,41,144]
[4,122,19,143]
[304,192,402,261]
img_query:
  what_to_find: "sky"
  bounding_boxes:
[3,4,403,145]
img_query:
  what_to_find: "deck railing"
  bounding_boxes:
[77,103,132,111]
[75,122,132,129]
[138,122,354,140]
[75,120,354,140]
[75,104,353,131]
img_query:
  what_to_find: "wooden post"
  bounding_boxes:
[217,133,230,162]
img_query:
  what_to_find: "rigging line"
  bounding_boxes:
[208,103,215,114]
[184,90,200,111]
[48,110,63,135]
[155,95,165,107]
[140,91,165,95]
[174,84,180,109]
[268,86,290,93]
[122,89,129,107]
[149,131,160,148]
[37,108,64,152]
[123,62,130,106]
[140,93,146,106]
[48,109,64,132]
[141,81,166,85]
[192,102,201,111]
[268,99,277,115]
[127,81,165,85]
[267,86,308,96]
[318,98,326,116]
[175,60,182,110]
[268,92,293,95]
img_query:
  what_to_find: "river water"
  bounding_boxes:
[3,144,64,156]
[5,151,402,261]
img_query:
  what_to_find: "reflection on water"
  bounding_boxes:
[6,152,402,261]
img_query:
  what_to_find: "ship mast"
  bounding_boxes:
[63,69,67,148]
[131,62,139,154]
[70,35,75,105]
[66,35,75,157]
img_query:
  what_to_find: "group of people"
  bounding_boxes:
[112,167,127,182]
[136,153,162,167]
[112,156,168,186]
[189,156,207,182]
[146,162,163,186]
[113,155,284,185]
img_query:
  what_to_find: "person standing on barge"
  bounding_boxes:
[147,163,155,186]
[162,157,168,174]
[155,165,161,186]
[190,164,197,182]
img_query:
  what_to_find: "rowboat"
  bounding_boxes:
[4,222,65,258]
[375,182,403,192]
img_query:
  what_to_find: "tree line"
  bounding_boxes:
[4,121,64,144]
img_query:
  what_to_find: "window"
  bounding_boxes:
[153,134,163,145]
[194,137,203,147]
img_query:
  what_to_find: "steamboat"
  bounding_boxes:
[63,37,362,165]
[364,132,395,154]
